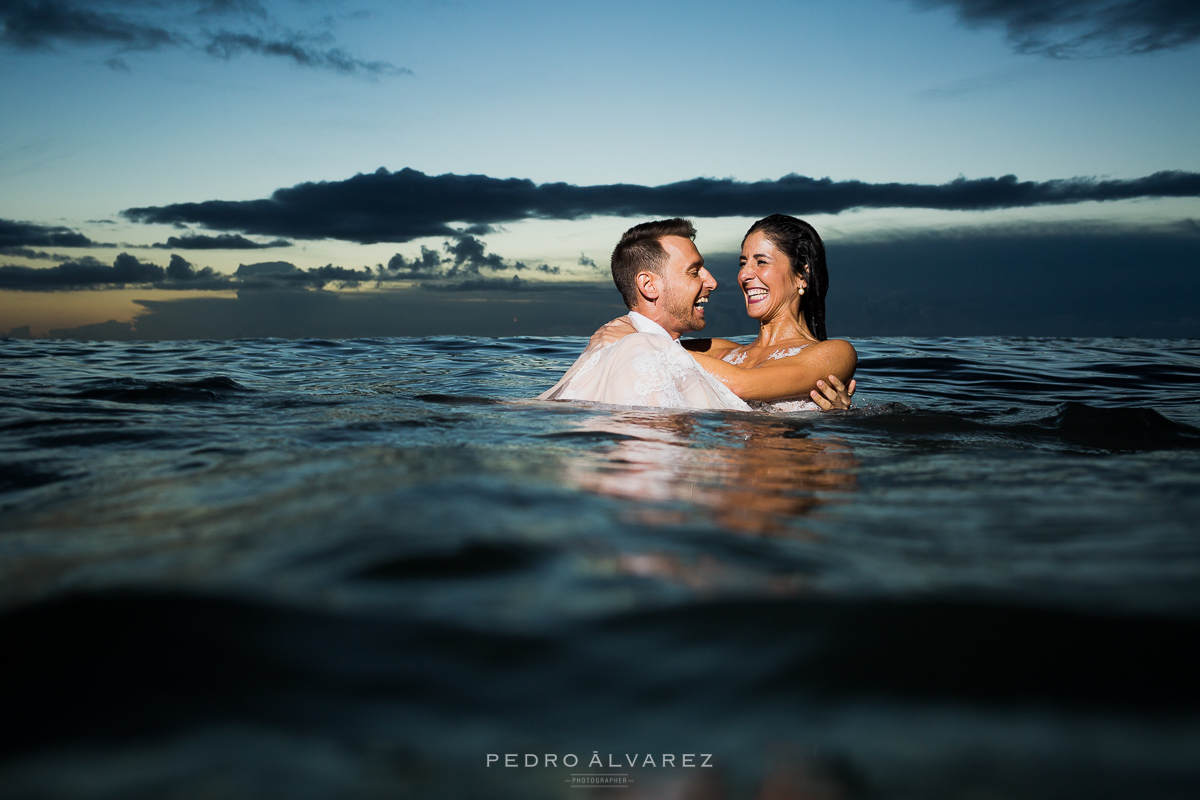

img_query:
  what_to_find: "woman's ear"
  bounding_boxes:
[792,263,811,296]
[636,271,660,302]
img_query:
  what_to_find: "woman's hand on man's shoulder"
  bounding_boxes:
[587,316,636,349]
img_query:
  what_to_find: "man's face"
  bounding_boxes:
[656,235,717,336]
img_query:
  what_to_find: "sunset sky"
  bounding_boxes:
[3,0,1199,339]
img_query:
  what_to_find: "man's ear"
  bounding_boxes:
[635,271,660,302]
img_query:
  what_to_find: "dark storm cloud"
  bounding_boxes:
[0,236,565,291]
[443,235,507,275]
[151,233,292,249]
[0,0,408,76]
[230,262,390,290]
[913,0,1200,57]
[0,252,225,289]
[0,0,179,51]
[0,251,379,291]
[164,253,231,288]
[294,264,374,287]
[385,247,445,279]
[0,253,164,288]
[0,217,107,251]
[378,235,561,281]
[122,167,1200,244]
[0,247,69,261]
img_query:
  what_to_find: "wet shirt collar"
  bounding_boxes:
[627,311,675,340]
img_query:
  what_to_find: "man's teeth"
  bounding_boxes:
[746,288,768,300]
[695,297,708,306]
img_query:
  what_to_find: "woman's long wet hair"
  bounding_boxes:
[743,214,829,341]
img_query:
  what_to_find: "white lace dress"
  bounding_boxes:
[721,344,821,413]
[539,313,750,411]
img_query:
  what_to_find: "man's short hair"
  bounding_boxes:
[610,218,697,309]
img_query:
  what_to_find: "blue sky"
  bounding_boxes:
[2,0,1199,337]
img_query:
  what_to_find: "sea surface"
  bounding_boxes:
[1,335,1199,800]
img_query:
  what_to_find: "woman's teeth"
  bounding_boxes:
[746,288,768,302]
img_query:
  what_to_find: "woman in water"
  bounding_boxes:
[594,214,857,411]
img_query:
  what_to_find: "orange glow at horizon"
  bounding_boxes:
[0,289,238,338]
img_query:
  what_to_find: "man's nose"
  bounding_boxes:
[701,268,717,289]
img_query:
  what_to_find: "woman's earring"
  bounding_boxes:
[798,287,805,296]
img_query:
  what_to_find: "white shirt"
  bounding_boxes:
[538,313,750,411]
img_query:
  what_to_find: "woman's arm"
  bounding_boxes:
[690,339,857,403]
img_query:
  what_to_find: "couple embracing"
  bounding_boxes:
[540,215,857,412]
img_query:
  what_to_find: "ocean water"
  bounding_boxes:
[1,335,1199,800]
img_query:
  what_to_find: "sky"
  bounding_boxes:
[2,0,1199,339]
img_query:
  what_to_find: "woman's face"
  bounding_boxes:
[738,231,805,322]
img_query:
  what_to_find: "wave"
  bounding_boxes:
[1027,401,1200,450]
[841,401,1200,452]
[414,393,504,405]
[66,376,253,405]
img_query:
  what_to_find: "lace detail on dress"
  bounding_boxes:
[574,343,611,378]
[722,348,748,365]
[631,347,692,408]
[765,345,811,361]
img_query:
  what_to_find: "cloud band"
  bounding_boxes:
[123,167,1200,244]
[914,0,1200,57]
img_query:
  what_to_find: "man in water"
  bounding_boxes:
[539,218,853,410]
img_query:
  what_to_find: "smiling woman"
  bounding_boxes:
[683,215,857,410]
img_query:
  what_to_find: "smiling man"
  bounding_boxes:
[609,219,716,335]
[616,219,715,337]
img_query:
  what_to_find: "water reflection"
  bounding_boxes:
[563,411,859,536]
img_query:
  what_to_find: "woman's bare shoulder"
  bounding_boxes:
[805,338,857,377]
[798,338,857,365]
[816,338,857,359]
